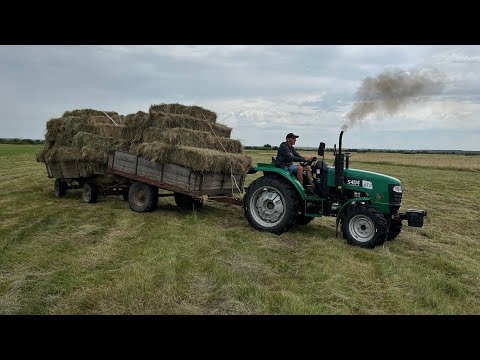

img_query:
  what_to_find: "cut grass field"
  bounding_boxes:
[1,144,480,314]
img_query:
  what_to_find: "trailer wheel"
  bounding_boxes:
[128,181,158,212]
[341,205,388,248]
[54,179,67,198]
[174,193,203,210]
[244,176,299,235]
[387,218,403,240]
[82,183,99,203]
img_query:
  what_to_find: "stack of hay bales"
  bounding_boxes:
[37,104,252,178]
[36,109,130,165]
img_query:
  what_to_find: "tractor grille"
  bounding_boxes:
[388,183,402,213]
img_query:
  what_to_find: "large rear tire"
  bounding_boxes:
[387,218,403,240]
[82,183,99,203]
[128,181,158,212]
[174,192,204,210]
[54,179,67,198]
[341,205,388,248]
[244,176,299,235]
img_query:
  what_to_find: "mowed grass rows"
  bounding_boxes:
[1,144,480,314]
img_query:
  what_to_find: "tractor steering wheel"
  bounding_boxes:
[300,157,317,167]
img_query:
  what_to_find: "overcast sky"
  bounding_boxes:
[1,45,479,150]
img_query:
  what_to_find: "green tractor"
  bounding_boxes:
[243,131,427,248]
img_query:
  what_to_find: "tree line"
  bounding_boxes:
[243,145,480,155]
[0,138,45,144]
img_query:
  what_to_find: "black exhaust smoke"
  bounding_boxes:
[342,68,445,131]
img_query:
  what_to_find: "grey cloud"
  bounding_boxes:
[1,45,479,150]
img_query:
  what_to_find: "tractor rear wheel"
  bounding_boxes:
[54,179,67,198]
[128,181,158,212]
[341,205,388,248]
[244,176,299,235]
[387,218,403,240]
[82,183,99,203]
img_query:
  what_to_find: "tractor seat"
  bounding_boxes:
[272,156,283,168]
[272,156,277,163]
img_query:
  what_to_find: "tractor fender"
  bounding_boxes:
[260,167,306,199]
[335,197,372,237]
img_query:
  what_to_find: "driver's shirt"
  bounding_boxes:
[275,141,306,167]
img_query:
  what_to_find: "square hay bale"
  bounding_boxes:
[45,117,65,142]
[131,142,252,174]
[124,111,149,127]
[91,124,128,140]
[65,146,110,164]
[149,103,217,123]
[143,127,243,153]
[89,115,126,125]
[72,132,130,153]
[62,109,119,119]
[148,112,232,138]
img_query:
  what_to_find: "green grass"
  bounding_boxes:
[0,144,44,157]
[1,145,480,314]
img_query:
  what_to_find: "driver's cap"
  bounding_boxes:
[286,132,299,139]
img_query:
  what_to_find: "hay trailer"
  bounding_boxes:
[46,151,245,211]
[45,161,123,204]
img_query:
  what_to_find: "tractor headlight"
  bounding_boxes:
[392,185,403,193]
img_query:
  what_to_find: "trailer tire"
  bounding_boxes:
[82,183,99,203]
[387,218,403,240]
[174,193,203,210]
[244,176,299,235]
[128,181,158,212]
[54,179,67,198]
[341,205,388,248]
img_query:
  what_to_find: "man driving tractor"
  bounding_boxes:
[275,132,314,189]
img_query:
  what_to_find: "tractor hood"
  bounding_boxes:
[343,168,401,186]
[327,167,402,214]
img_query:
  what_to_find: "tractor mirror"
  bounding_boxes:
[318,142,325,156]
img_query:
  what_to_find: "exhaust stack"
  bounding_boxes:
[334,131,345,188]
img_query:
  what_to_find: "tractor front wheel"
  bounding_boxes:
[244,176,299,235]
[341,205,388,248]
[387,218,403,240]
